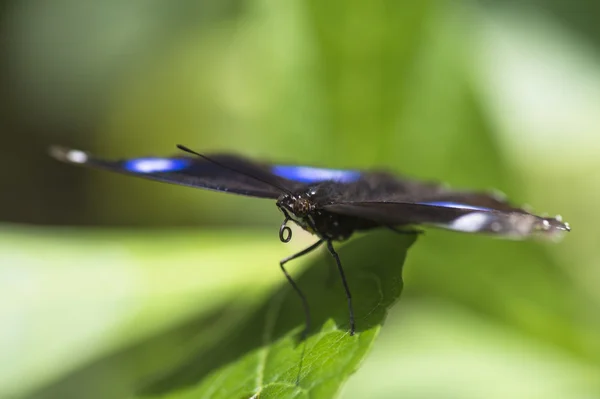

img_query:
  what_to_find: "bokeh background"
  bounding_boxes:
[2,0,600,398]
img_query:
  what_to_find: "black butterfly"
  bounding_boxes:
[49,145,570,336]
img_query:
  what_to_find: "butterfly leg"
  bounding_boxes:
[325,240,355,336]
[279,239,325,339]
[324,255,338,288]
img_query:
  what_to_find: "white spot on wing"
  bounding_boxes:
[448,212,491,232]
[490,221,502,232]
[541,219,551,230]
[66,150,88,163]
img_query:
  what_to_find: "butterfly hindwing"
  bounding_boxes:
[317,175,568,237]
[323,199,567,238]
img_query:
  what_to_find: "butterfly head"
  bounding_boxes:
[276,193,319,241]
[276,193,314,218]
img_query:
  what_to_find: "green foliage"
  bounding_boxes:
[138,232,414,399]
[3,0,600,398]
[9,230,414,399]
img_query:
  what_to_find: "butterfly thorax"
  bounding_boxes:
[276,190,358,242]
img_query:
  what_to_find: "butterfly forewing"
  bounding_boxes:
[271,165,362,184]
[49,147,287,199]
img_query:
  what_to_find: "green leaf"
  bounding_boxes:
[10,229,413,399]
[135,231,415,399]
[3,228,286,399]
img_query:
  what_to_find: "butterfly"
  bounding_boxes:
[49,144,570,336]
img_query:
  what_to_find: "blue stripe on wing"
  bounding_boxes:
[417,201,492,212]
[123,158,191,173]
[271,165,361,184]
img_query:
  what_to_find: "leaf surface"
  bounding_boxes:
[138,231,415,399]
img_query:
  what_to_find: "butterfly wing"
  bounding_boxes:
[317,171,570,239]
[324,200,569,239]
[49,146,290,199]
[270,165,362,184]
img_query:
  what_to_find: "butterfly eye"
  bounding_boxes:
[293,198,312,215]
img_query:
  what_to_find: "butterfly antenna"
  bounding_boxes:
[176,144,293,195]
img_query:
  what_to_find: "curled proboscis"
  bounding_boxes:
[279,218,292,243]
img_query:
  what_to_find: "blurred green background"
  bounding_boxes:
[2,0,600,398]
